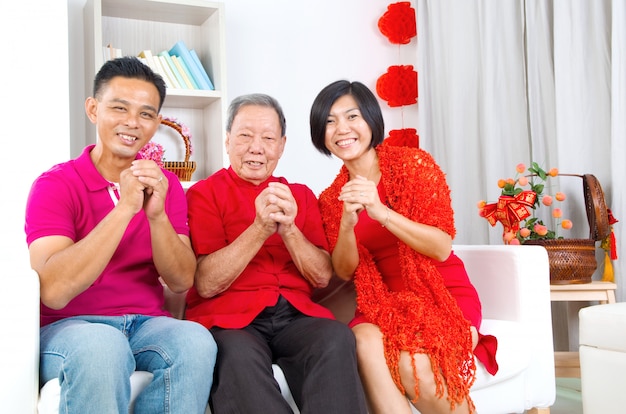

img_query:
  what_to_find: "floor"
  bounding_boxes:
[551,377,582,414]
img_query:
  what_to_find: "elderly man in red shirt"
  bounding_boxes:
[185,93,366,414]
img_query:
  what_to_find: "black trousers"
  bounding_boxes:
[209,296,367,414]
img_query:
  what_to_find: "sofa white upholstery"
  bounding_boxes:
[25,245,555,413]
[450,245,555,414]
[579,302,626,414]
[0,268,39,414]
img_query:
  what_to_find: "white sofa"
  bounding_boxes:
[18,245,555,414]
[579,302,626,414]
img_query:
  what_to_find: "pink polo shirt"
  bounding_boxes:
[185,167,335,329]
[25,145,189,327]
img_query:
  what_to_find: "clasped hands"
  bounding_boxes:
[254,182,297,236]
[338,175,387,227]
[117,159,168,217]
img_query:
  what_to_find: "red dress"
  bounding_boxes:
[349,184,498,375]
[350,210,482,328]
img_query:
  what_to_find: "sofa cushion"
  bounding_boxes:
[471,319,529,390]
[38,371,154,414]
[579,302,626,352]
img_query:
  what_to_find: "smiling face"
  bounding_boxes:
[325,94,374,162]
[226,104,286,185]
[85,76,162,163]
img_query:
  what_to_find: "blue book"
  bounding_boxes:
[170,56,196,89]
[175,54,200,89]
[169,40,211,90]
[189,49,214,90]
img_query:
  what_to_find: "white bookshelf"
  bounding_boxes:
[77,0,228,181]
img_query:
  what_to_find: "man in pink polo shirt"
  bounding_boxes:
[185,93,367,413]
[25,56,216,414]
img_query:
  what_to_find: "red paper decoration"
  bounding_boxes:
[376,65,418,107]
[383,128,420,148]
[481,192,538,235]
[378,2,417,45]
[376,2,419,146]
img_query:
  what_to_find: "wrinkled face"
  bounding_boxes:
[85,76,161,160]
[324,94,373,162]
[226,105,286,185]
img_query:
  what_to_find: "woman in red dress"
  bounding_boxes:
[310,80,497,414]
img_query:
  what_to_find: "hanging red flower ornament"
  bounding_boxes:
[376,65,418,107]
[378,2,417,44]
[382,128,420,148]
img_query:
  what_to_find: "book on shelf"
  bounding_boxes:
[170,55,196,89]
[157,55,181,89]
[158,50,188,89]
[103,44,122,62]
[151,54,176,89]
[189,49,215,90]
[137,50,158,72]
[169,40,212,90]
[173,54,200,89]
[138,50,174,89]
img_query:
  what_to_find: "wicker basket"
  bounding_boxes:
[161,118,196,181]
[524,174,610,284]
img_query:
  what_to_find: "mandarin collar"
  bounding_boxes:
[226,166,281,189]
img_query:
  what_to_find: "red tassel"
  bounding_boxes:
[610,232,618,260]
[607,209,619,260]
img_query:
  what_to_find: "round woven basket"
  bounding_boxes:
[524,174,609,284]
[161,118,196,181]
[525,238,597,284]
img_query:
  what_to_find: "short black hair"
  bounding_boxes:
[92,56,167,111]
[309,80,385,156]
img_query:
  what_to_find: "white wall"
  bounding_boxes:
[221,0,418,195]
[0,2,70,272]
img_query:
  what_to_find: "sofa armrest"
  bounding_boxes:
[1,267,39,413]
[453,245,551,324]
[454,244,556,408]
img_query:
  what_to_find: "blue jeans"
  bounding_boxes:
[40,315,217,414]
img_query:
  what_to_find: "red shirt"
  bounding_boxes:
[185,167,335,329]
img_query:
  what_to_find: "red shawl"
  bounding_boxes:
[318,145,476,411]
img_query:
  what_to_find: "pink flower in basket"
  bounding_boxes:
[163,116,193,156]
[138,141,166,168]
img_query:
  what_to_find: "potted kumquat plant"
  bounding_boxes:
[477,163,611,284]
